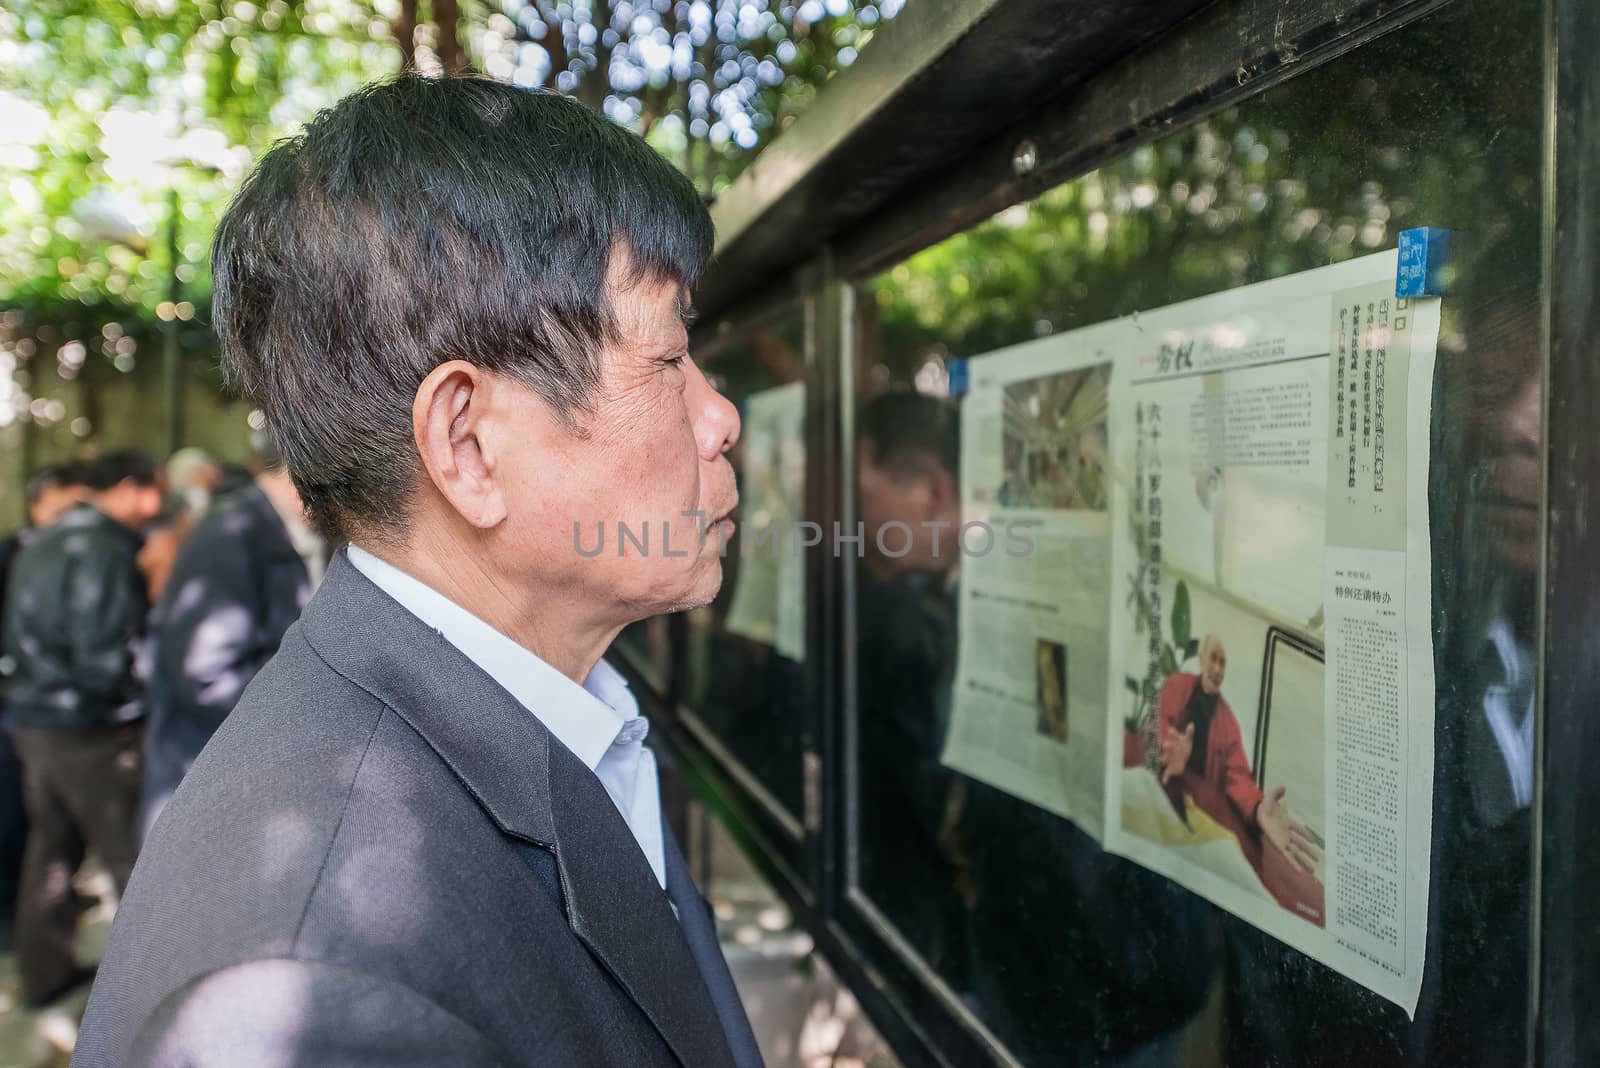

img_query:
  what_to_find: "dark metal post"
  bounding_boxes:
[1534,0,1600,1061]
[163,185,183,455]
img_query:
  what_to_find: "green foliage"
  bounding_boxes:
[0,0,897,484]
[0,1,395,318]
[863,20,1541,379]
[484,1,901,195]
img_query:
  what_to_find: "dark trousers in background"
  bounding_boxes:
[13,723,143,1004]
[0,719,26,948]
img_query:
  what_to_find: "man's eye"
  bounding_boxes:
[666,354,688,367]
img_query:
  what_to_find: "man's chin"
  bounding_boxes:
[641,560,725,618]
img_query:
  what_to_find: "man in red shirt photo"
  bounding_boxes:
[1155,634,1319,875]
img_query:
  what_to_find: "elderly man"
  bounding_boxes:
[76,77,756,1068]
[1155,634,1317,874]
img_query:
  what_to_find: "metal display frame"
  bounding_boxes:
[1533,0,1599,1062]
[617,0,1600,1063]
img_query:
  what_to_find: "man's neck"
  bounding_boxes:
[360,530,622,684]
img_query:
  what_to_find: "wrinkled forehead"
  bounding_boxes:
[605,253,695,348]
[604,239,694,322]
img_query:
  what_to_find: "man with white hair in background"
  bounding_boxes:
[140,431,323,840]
[163,447,221,519]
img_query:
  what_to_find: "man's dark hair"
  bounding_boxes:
[211,75,715,542]
[859,390,959,480]
[82,449,160,493]
[25,461,84,507]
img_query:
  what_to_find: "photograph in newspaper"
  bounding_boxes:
[1103,249,1439,1014]
[998,364,1111,511]
[941,337,1112,836]
[1117,577,1327,925]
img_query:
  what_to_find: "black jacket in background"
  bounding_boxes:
[142,484,313,836]
[2,503,147,731]
[0,528,27,702]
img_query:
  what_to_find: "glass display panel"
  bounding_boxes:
[611,617,671,692]
[685,312,810,831]
[849,0,1543,1062]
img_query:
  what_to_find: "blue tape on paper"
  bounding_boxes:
[1396,227,1453,298]
[947,357,969,397]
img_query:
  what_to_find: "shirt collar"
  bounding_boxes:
[345,544,638,771]
[1485,616,1531,698]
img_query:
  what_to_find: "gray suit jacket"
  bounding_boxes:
[75,552,759,1067]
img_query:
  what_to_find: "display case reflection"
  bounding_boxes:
[685,315,810,829]
[848,0,1543,1061]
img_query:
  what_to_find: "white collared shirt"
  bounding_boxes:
[1481,615,1535,812]
[347,545,665,889]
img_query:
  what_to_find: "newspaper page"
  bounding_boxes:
[725,381,806,662]
[941,333,1113,835]
[1101,249,1439,1014]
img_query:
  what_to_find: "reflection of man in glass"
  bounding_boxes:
[1156,634,1318,873]
[1224,277,1548,1067]
[854,391,968,974]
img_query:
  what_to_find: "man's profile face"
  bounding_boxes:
[856,443,956,577]
[1199,638,1227,696]
[496,255,740,620]
[1466,304,1541,577]
[1481,370,1540,575]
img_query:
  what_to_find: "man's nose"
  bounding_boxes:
[684,354,741,459]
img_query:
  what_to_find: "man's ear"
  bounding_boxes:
[412,360,507,529]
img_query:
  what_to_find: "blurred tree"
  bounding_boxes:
[0,0,395,496]
[463,1,902,193]
[0,0,901,515]
[0,0,901,318]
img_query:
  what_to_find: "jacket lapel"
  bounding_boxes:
[548,749,737,1068]
[299,553,734,1067]
[663,821,765,1068]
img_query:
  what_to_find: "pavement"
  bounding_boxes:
[0,866,114,1068]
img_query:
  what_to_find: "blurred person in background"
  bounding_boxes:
[212,460,255,499]
[134,448,222,603]
[135,501,197,604]
[163,447,221,519]
[0,461,92,665]
[141,432,322,840]
[11,462,91,538]
[2,448,163,1006]
[0,461,90,951]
